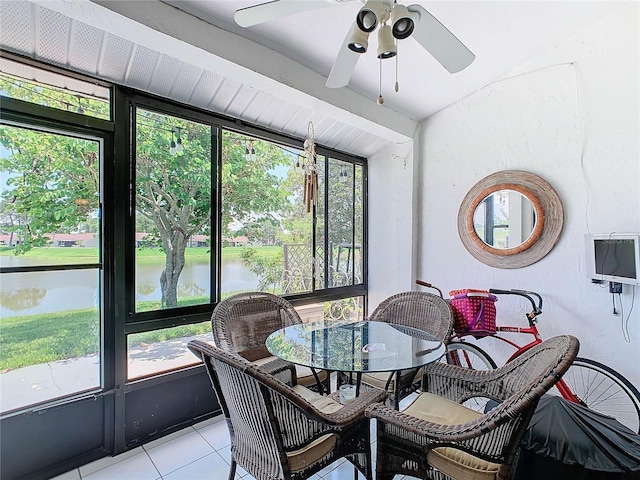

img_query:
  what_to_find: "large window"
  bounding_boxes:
[134,109,213,312]
[127,129,367,378]
[1,56,367,392]
[220,137,366,303]
[0,124,102,413]
[0,55,368,479]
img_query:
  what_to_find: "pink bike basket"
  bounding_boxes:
[449,289,498,337]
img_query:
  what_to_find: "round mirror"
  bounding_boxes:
[458,171,563,268]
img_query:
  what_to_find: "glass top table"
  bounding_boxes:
[265,320,445,394]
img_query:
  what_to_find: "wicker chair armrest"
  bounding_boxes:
[278,385,388,428]
[365,401,493,443]
[422,336,577,405]
[258,358,298,386]
[318,386,388,425]
[188,339,216,358]
[421,361,517,403]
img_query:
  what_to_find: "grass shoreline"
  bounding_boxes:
[0,245,281,370]
[0,245,280,261]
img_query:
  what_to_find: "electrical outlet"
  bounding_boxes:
[609,282,623,294]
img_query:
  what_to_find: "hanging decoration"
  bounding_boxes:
[302,121,318,213]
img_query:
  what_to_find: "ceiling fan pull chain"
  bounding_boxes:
[377,58,384,105]
[395,40,399,93]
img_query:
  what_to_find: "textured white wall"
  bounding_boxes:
[368,147,415,309]
[411,4,639,385]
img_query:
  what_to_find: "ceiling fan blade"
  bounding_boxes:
[235,0,333,27]
[407,4,475,73]
[326,26,361,88]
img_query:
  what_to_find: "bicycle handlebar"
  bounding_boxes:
[415,280,444,298]
[415,280,543,320]
[489,288,543,318]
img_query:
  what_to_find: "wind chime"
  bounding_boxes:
[302,121,318,213]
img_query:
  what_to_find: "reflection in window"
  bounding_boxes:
[0,57,110,120]
[127,322,210,380]
[325,296,364,323]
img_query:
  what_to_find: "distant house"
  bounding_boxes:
[225,235,248,247]
[0,234,20,246]
[134,233,210,248]
[135,232,154,248]
[47,233,96,247]
[187,234,209,247]
[0,233,99,247]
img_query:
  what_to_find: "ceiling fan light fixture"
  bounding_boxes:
[390,4,416,39]
[347,25,369,53]
[356,0,388,33]
[377,24,397,59]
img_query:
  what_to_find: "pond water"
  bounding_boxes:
[0,257,259,317]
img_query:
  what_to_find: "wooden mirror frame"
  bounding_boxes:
[457,170,564,269]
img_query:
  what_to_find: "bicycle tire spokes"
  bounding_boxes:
[560,359,640,433]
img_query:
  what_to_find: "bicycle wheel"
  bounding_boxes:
[558,357,640,433]
[444,342,498,413]
[445,342,498,370]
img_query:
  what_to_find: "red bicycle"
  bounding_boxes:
[416,280,640,433]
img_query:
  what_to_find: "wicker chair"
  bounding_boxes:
[211,291,330,392]
[188,340,388,480]
[359,291,453,409]
[366,335,580,480]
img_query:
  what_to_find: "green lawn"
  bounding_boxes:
[0,299,213,371]
[0,245,281,371]
[0,308,99,371]
[0,245,281,262]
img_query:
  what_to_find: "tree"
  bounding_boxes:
[135,112,293,307]
[0,125,100,254]
[0,76,293,308]
[0,74,362,307]
[220,136,292,236]
[135,110,213,307]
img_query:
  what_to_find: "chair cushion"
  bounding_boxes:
[360,369,421,391]
[286,385,341,472]
[286,433,337,472]
[293,385,343,414]
[404,392,501,480]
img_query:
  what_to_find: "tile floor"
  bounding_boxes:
[51,397,419,480]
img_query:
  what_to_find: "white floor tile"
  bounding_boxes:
[82,451,160,480]
[79,447,146,477]
[142,426,195,450]
[321,460,367,480]
[315,458,347,478]
[217,445,248,477]
[145,427,216,476]
[196,419,231,450]
[162,451,229,480]
[49,468,81,480]
[193,414,224,430]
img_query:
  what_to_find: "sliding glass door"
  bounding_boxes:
[0,123,103,413]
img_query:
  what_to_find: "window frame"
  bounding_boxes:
[123,91,368,336]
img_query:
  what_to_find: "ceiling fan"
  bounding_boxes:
[234,0,475,95]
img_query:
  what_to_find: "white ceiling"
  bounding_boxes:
[0,0,632,159]
[160,0,628,120]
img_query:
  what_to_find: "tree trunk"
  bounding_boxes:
[160,230,187,308]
